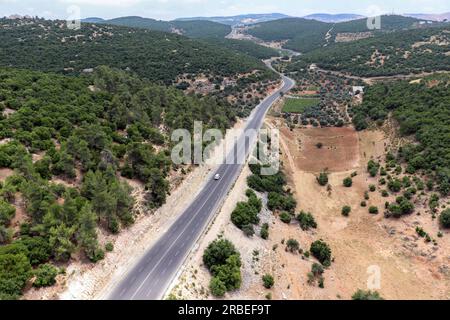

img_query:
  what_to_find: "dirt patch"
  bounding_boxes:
[0,168,14,182]
[278,125,360,173]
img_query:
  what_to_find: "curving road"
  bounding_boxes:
[108,64,295,300]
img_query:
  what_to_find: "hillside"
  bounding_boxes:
[288,26,450,76]
[352,74,450,194]
[247,18,331,52]
[0,18,271,84]
[0,65,240,299]
[246,15,436,53]
[205,38,279,59]
[98,16,231,39]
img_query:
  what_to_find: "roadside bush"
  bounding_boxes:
[203,239,242,296]
[267,192,296,213]
[203,239,238,270]
[231,202,260,230]
[209,276,227,297]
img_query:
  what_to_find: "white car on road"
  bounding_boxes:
[214,174,221,180]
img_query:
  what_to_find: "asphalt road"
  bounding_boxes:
[108,67,295,300]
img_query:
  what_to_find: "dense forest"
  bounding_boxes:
[247,15,432,53]
[247,18,331,53]
[204,38,279,59]
[351,75,450,195]
[0,66,238,299]
[0,18,273,84]
[98,16,232,39]
[288,26,450,76]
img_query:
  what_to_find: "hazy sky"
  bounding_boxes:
[1,0,449,20]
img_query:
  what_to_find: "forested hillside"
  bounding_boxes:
[205,38,279,59]
[0,18,271,84]
[100,16,232,38]
[288,26,450,76]
[247,18,331,52]
[247,15,437,53]
[351,75,450,194]
[0,66,238,299]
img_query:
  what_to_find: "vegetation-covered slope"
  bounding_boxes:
[205,38,279,59]
[247,15,435,53]
[0,66,238,298]
[288,26,450,76]
[0,18,271,84]
[351,75,450,194]
[247,18,331,52]
[101,16,231,38]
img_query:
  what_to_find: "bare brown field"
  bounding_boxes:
[279,125,360,172]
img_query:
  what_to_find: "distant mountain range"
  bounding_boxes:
[303,13,366,23]
[175,13,290,25]
[80,11,450,30]
[404,12,450,21]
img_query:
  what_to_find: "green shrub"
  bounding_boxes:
[242,224,255,237]
[33,264,59,288]
[369,206,379,215]
[203,239,241,295]
[203,239,238,270]
[279,212,292,224]
[352,289,383,300]
[0,199,15,226]
[296,211,317,230]
[440,209,450,228]
[209,277,227,297]
[343,177,353,188]
[317,172,329,186]
[105,242,114,252]
[310,240,332,267]
[341,206,351,217]
[262,274,274,289]
[286,239,300,253]
[260,223,269,240]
